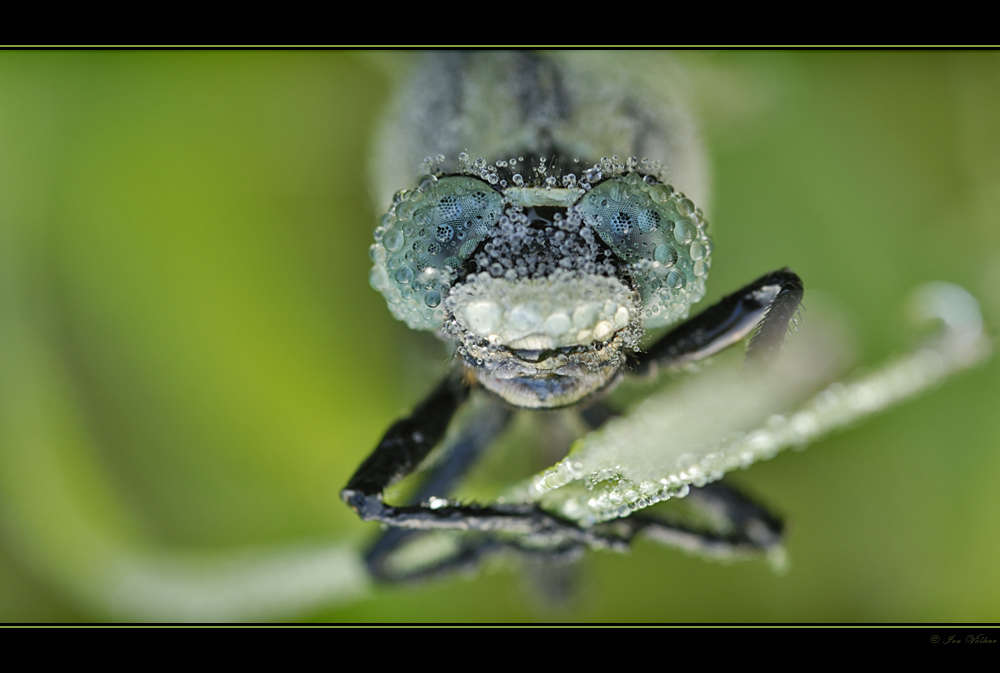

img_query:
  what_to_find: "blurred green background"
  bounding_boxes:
[1,50,998,623]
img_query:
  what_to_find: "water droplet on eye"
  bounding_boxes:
[666,269,686,289]
[690,241,705,261]
[637,209,660,233]
[394,266,414,285]
[674,220,693,244]
[382,228,404,252]
[436,223,454,243]
[424,289,441,307]
[611,212,633,236]
[437,194,461,220]
[676,198,696,218]
[396,201,417,222]
[649,184,673,203]
[654,243,677,266]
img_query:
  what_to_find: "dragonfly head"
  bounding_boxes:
[368,158,712,408]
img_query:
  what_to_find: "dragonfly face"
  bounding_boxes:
[368,157,712,408]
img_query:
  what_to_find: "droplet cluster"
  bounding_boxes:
[468,203,618,282]
[369,175,504,329]
[370,155,712,338]
[575,171,712,328]
[446,271,637,351]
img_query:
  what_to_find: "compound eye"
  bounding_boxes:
[574,174,713,328]
[369,175,505,330]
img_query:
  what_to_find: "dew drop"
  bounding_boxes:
[382,228,404,252]
[654,243,678,267]
[436,223,454,243]
[637,209,660,233]
[676,198,696,218]
[394,266,414,285]
[673,219,693,244]
[396,201,417,222]
[649,184,673,204]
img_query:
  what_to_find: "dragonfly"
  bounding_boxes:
[1,51,993,622]
[342,51,990,582]
[4,51,994,623]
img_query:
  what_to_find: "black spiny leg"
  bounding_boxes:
[342,377,628,574]
[636,268,804,375]
[342,375,469,515]
[363,395,512,581]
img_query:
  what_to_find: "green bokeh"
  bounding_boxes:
[1,50,998,622]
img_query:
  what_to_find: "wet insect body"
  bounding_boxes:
[341,52,986,581]
[341,52,808,580]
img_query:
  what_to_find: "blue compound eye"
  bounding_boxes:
[574,173,713,328]
[369,175,505,330]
